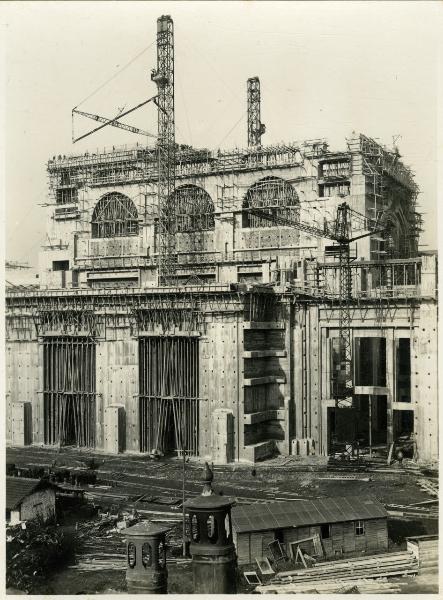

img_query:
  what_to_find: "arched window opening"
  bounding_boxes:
[191,514,199,542]
[142,542,152,568]
[224,513,232,540]
[242,176,299,228]
[128,542,136,568]
[158,539,166,567]
[207,514,218,544]
[169,185,215,233]
[92,192,139,238]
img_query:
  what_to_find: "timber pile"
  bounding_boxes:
[256,577,406,594]
[70,516,127,572]
[385,502,438,519]
[70,513,185,572]
[257,551,418,592]
[417,478,438,497]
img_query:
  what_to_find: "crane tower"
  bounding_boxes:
[151,15,176,285]
[247,77,266,147]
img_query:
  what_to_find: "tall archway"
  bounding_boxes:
[169,185,215,232]
[91,192,139,238]
[242,176,299,228]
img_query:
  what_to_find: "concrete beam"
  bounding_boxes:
[243,322,284,330]
[243,375,286,386]
[242,350,286,358]
[243,409,286,424]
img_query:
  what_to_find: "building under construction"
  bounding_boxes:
[5,16,438,464]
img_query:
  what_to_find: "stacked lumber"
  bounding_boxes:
[385,502,438,519]
[256,578,406,594]
[254,551,418,593]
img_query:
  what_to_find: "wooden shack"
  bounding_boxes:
[6,477,56,525]
[232,495,388,564]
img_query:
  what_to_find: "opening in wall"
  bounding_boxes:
[396,338,411,402]
[330,338,347,397]
[52,260,70,271]
[393,409,414,440]
[354,395,387,448]
[354,337,386,386]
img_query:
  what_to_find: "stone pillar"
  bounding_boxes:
[124,522,169,594]
[185,495,237,594]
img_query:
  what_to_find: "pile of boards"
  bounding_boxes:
[255,551,418,594]
[385,500,438,520]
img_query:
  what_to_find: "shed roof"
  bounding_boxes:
[6,477,52,510]
[232,495,387,534]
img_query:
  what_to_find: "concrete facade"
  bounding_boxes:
[5,135,438,463]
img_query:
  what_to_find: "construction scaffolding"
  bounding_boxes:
[43,336,96,447]
[91,192,139,238]
[242,176,300,228]
[139,336,199,455]
[171,185,215,232]
[347,133,420,259]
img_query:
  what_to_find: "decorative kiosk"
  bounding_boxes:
[124,521,169,593]
[184,495,237,594]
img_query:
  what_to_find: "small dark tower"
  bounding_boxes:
[247,76,266,148]
[124,521,169,594]
[184,495,237,594]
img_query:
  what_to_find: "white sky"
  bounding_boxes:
[1,0,442,267]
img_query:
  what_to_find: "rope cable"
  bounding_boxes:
[216,111,247,149]
[74,39,156,109]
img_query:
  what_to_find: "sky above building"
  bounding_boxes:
[2,1,441,267]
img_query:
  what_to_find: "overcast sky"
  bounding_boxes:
[1,1,441,267]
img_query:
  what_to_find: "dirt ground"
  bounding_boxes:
[6,446,439,594]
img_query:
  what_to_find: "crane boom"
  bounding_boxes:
[73,108,155,139]
[72,96,158,143]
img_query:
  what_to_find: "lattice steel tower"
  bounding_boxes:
[151,15,176,286]
[247,77,266,148]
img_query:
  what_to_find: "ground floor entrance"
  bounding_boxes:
[328,395,388,454]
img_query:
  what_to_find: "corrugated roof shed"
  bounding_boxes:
[6,477,50,510]
[232,495,387,534]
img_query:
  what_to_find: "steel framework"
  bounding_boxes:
[246,201,382,412]
[247,77,266,147]
[151,15,176,285]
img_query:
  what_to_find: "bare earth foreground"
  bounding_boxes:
[6,446,439,594]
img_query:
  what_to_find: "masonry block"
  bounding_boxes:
[11,401,32,446]
[211,409,235,464]
[104,404,126,454]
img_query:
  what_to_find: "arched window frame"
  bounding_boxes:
[128,542,136,568]
[169,185,215,233]
[91,192,139,238]
[142,542,152,568]
[242,176,300,228]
